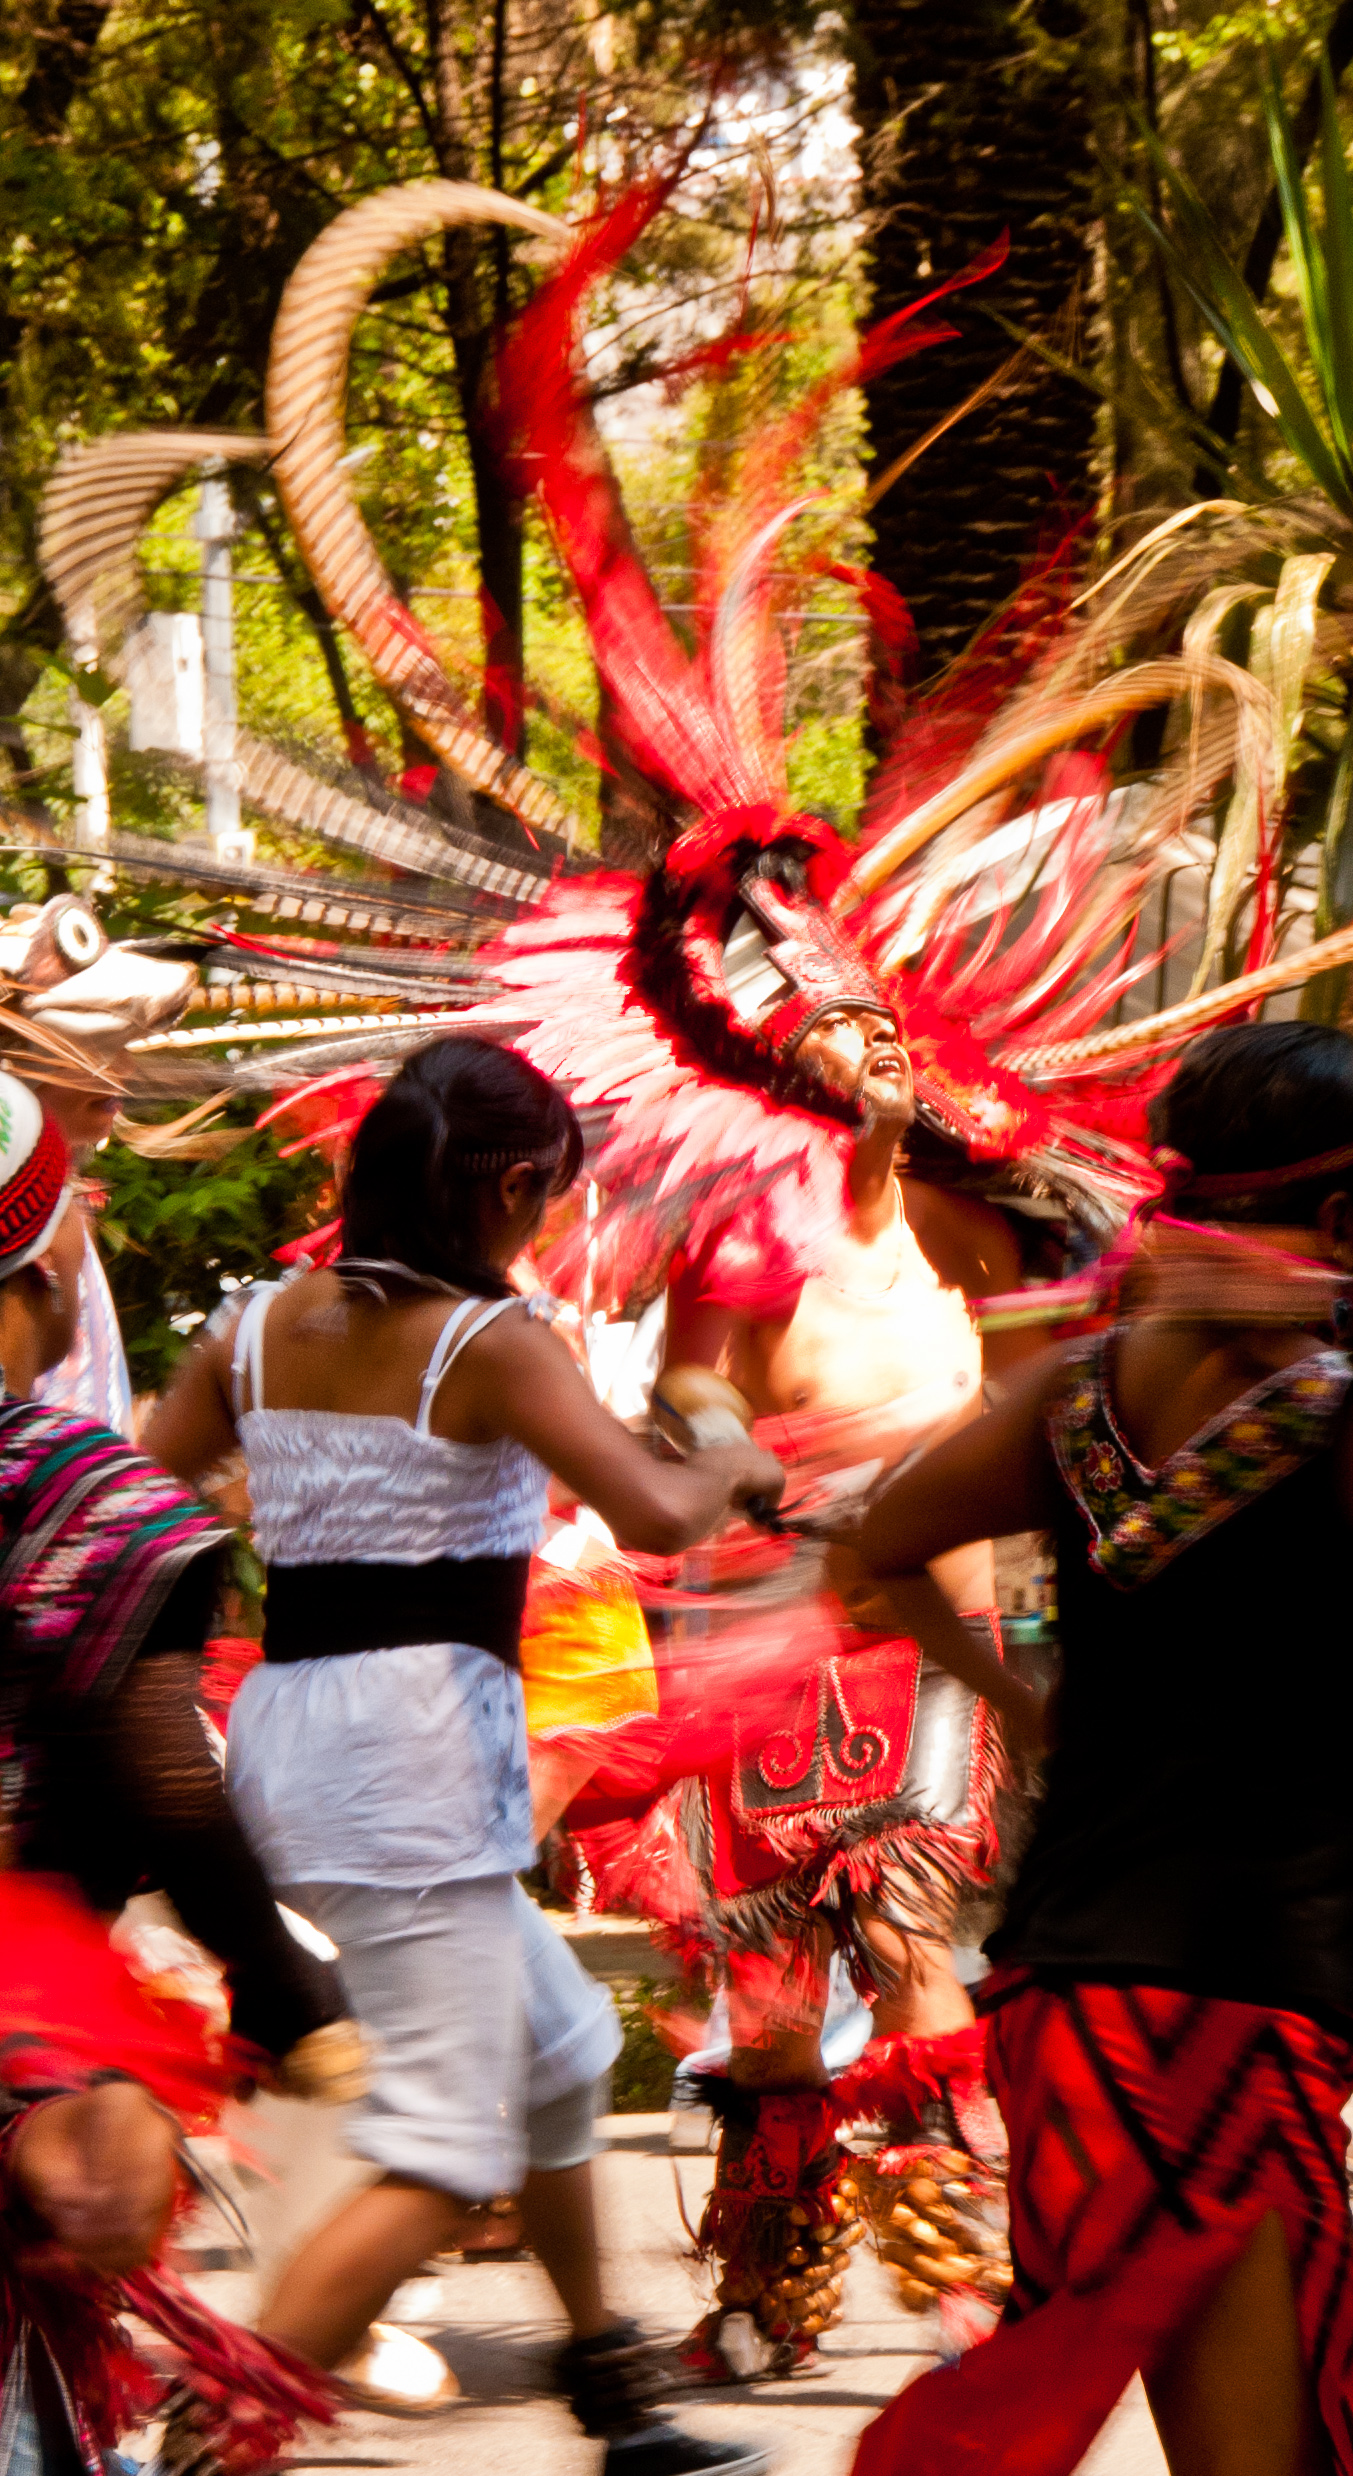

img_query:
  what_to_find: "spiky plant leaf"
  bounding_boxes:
[1317,56,1353,480]
[1262,55,1335,437]
[1269,552,1337,776]
[1192,603,1272,995]
[1301,715,1353,1024]
[1130,141,1353,515]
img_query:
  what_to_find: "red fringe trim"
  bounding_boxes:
[123,2267,341,2471]
[833,2024,991,2128]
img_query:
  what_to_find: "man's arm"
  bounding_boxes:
[662,1280,744,1382]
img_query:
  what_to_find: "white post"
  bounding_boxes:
[68,599,110,857]
[194,464,248,857]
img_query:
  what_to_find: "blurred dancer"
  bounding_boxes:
[538,862,1039,2378]
[653,990,1025,2376]
[0,893,197,1431]
[0,1066,360,2472]
[846,1021,1353,2476]
[148,1033,782,2476]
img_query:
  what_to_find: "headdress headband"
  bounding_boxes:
[0,1082,71,1280]
[1152,1138,1353,1208]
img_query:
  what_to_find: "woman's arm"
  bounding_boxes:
[142,1317,239,1483]
[472,1315,783,1553]
[857,1341,1067,1576]
[840,1344,1070,1751]
[75,1651,346,2062]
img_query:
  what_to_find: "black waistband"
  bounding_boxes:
[262,1556,530,1667]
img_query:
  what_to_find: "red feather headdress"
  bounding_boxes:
[267,187,1154,1308]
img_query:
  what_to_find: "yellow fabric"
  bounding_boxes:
[520,1559,658,1736]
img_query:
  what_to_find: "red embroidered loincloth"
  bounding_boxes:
[852,1973,1353,2476]
[563,1600,1003,1972]
[556,1390,1005,1975]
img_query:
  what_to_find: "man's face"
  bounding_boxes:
[794,1007,914,1126]
[34,1081,120,1164]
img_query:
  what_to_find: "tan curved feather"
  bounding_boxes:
[265,179,575,840]
[38,430,266,656]
[36,427,558,897]
[1002,915,1353,1077]
[838,654,1276,942]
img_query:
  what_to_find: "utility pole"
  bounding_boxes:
[194,463,250,859]
[67,598,112,875]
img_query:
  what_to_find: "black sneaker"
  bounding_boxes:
[602,2424,773,2476]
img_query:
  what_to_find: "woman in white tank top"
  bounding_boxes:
[147,1034,782,2476]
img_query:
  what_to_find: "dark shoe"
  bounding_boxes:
[602,2425,773,2476]
[557,2318,668,2433]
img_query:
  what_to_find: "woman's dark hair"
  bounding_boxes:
[1148,1021,1353,1224]
[340,1035,583,1295]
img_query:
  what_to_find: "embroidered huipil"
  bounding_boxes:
[988,1329,1353,2023]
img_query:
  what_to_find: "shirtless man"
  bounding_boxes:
[666,1001,1025,2079]
[656,998,1035,2378]
[469,805,1067,2376]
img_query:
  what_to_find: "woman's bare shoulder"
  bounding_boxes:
[467,1293,577,1365]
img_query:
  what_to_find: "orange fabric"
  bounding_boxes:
[520,1555,658,1736]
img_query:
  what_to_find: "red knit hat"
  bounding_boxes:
[0,1074,71,1278]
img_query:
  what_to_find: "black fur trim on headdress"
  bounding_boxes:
[632,854,867,1132]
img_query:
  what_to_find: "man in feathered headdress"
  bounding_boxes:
[229,168,1147,2385]
[487,798,1062,2378]
[0,895,197,1432]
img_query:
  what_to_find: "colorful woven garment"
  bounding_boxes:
[0,1399,226,1736]
[851,1974,1353,2476]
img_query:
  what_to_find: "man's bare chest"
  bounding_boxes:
[731,1267,982,1419]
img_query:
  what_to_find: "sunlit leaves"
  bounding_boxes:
[1132,54,1353,518]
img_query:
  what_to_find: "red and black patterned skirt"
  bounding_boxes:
[852,1972,1353,2476]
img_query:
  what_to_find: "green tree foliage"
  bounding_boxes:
[98,1112,324,1392]
[1,0,874,1367]
[1,0,842,822]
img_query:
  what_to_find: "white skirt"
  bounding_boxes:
[228,1639,535,1888]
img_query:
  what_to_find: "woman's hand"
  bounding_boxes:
[8,2081,179,2274]
[271,2018,373,2106]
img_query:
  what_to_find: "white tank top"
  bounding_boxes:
[225,1281,552,1890]
[232,1283,552,1564]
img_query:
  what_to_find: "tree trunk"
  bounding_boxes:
[463,404,526,759]
[425,0,528,765]
[848,0,1097,675]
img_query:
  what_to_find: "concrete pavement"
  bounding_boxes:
[166,2099,1168,2476]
